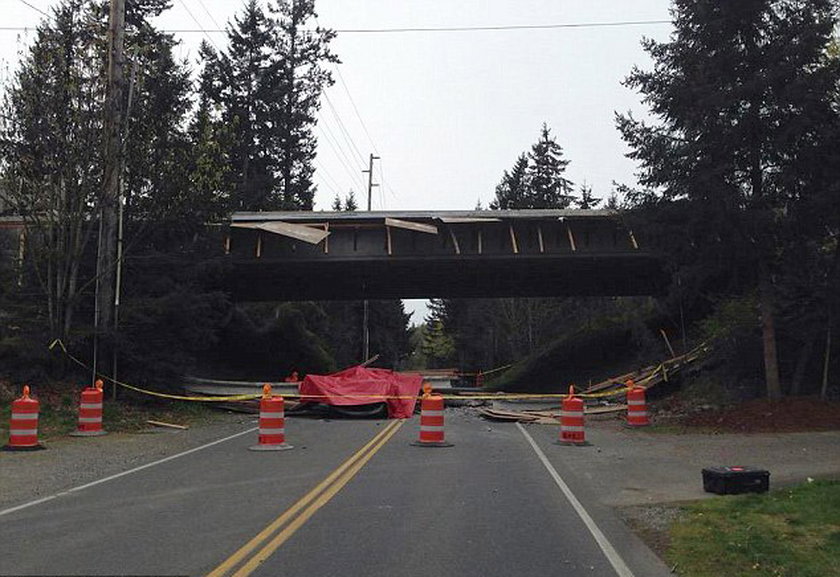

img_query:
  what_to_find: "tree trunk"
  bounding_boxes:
[759,272,782,399]
[821,326,831,400]
[790,333,816,396]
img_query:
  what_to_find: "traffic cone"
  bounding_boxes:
[411,385,453,448]
[556,385,588,446]
[249,384,293,451]
[70,379,107,437]
[626,380,650,427]
[3,385,45,451]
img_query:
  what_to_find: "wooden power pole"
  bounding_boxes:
[361,153,380,361]
[94,0,126,388]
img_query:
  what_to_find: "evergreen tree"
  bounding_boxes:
[490,154,529,210]
[617,0,840,398]
[200,0,277,211]
[527,123,574,209]
[343,190,358,211]
[331,194,342,211]
[421,299,455,368]
[576,183,601,210]
[269,0,337,209]
[123,7,202,231]
[198,0,336,211]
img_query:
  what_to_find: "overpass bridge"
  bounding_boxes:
[226,210,666,301]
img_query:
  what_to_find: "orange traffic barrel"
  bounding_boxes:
[626,380,650,427]
[411,393,453,447]
[70,379,107,437]
[3,385,45,451]
[556,385,588,446]
[249,384,293,451]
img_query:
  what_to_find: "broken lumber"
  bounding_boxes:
[147,420,188,430]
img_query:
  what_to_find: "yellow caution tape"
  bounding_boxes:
[459,363,513,377]
[48,340,672,404]
[49,340,262,403]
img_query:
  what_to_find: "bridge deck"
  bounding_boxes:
[227,210,666,300]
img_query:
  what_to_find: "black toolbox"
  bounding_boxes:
[702,466,770,495]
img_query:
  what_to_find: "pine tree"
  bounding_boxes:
[269,0,337,210]
[198,0,336,212]
[617,0,840,398]
[331,194,342,211]
[527,124,574,209]
[490,154,529,209]
[343,190,358,211]
[576,183,601,210]
[201,0,278,211]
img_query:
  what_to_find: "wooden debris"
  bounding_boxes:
[478,404,628,423]
[147,420,189,430]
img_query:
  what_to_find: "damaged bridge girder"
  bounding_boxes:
[226,209,667,301]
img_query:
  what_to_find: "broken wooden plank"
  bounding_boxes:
[384,217,438,235]
[147,420,189,430]
[478,408,539,422]
[232,221,330,245]
[586,404,628,415]
[438,217,501,224]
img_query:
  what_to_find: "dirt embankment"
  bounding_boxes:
[653,396,840,433]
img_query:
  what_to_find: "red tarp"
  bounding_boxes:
[299,366,423,419]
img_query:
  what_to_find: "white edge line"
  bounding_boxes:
[516,423,636,577]
[0,426,258,518]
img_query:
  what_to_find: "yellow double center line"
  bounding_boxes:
[207,419,404,577]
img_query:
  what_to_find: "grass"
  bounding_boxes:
[0,388,217,442]
[668,480,840,577]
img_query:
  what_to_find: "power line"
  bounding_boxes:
[314,157,344,197]
[332,20,672,34]
[322,90,366,167]
[193,0,222,31]
[15,0,49,18]
[334,66,380,155]
[1,19,673,34]
[174,0,220,51]
[315,115,367,192]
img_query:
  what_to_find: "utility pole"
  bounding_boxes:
[94,0,126,390]
[361,153,380,361]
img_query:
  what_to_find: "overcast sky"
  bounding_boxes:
[2,0,675,322]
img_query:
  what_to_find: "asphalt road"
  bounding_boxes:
[0,410,671,577]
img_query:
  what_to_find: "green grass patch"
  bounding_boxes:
[668,480,840,577]
[0,392,217,443]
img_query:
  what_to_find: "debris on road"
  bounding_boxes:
[478,404,629,424]
[146,420,189,430]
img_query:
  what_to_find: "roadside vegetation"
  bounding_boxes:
[0,381,215,442]
[1,0,838,418]
[668,480,840,577]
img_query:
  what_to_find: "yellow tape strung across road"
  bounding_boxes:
[48,340,262,402]
[48,339,646,403]
[458,363,513,377]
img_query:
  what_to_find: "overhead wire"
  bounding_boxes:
[322,90,366,168]
[315,112,367,193]
[1,19,673,34]
[313,157,344,198]
[333,66,379,156]
[15,0,49,18]
[174,0,221,52]
[193,0,223,31]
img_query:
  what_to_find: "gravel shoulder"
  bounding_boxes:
[568,416,840,561]
[0,411,255,512]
